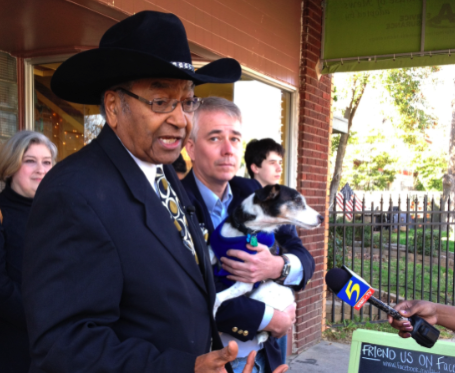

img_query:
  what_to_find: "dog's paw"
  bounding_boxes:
[208,246,217,265]
[257,331,269,344]
[213,297,222,318]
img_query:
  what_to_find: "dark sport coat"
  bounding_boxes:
[182,170,315,372]
[22,125,229,373]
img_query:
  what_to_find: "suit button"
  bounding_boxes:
[232,327,238,333]
[238,330,243,335]
[243,331,249,336]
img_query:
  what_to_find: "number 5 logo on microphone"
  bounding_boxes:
[345,280,360,302]
[336,275,372,308]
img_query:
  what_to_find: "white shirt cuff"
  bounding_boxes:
[283,254,303,285]
[258,305,274,330]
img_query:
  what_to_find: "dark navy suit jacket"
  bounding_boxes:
[182,170,315,372]
[22,125,229,373]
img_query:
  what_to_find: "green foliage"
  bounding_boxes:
[328,217,373,270]
[327,233,344,270]
[413,149,447,191]
[331,67,443,193]
[331,134,340,157]
[383,67,440,144]
[407,230,440,256]
[351,152,397,191]
[324,319,454,343]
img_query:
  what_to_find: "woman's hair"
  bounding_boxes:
[0,131,58,182]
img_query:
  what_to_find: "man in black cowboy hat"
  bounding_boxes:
[21,11,287,373]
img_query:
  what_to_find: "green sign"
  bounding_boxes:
[323,0,455,73]
[349,329,455,373]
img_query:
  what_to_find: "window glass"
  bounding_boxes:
[31,62,290,175]
[0,52,18,143]
[33,62,103,161]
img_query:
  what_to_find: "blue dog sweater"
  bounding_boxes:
[210,219,276,284]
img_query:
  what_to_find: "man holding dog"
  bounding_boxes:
[21,11,287,373]
[182,97,315,372]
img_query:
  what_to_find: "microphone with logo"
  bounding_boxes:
[325,266,440,348]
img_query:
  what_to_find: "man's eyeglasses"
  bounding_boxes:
[115,88,203,113]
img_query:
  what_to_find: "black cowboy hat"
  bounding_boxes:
[51,11,242,105]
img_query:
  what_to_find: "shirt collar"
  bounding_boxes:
[122,142,161,192]
[194,173,233,214]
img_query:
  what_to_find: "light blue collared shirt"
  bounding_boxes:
[194,175,233,229]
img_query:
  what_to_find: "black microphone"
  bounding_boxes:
[325,268,405,321]
[185,205,196,215]
[325,267,440,348]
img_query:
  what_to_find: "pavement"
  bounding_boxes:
[286,337,455,373]
[286,340,351,373]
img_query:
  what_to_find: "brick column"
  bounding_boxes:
[293,0,332,353]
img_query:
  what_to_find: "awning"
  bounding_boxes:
[0,0,125,57]
[322,0,455,74]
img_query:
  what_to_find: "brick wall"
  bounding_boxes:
[293,0,332,353]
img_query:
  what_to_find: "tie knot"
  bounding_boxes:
[155,166,164,178]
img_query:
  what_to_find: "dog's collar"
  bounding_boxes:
[231,206,257,236]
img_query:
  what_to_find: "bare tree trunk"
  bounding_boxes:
[329,73,369,206]
[442,174,453,225]
[443,89,455,231]
[329,132,349,206]
[448,100,455,177]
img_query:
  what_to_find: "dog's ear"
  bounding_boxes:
[255,184,281,201]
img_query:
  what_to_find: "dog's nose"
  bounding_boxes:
[317,214,324,224]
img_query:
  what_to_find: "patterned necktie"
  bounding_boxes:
[155,166,198,264]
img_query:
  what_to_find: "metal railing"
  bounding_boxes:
[327,194,455,324]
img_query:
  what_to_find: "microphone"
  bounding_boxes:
[185,205,196,215]
[325,266,440,348]
[325,267,404,320]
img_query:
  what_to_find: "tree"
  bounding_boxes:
[383,67,439,146]
[330,67,439,201]
[329,73,370,205]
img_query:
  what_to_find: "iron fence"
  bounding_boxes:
[327,194,455,325]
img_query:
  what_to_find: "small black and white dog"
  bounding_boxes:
[210,184,324,343]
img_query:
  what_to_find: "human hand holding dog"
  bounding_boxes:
[221,243,284,283]
[195,341,288,373]
[263,302,296,339]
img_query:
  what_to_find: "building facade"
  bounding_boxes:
[0,0,331,354]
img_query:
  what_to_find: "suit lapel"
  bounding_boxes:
[95,126,206,293]
[182,171,215,234]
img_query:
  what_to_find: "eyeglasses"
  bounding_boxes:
[115,88,202,113]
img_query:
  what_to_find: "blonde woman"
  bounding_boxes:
[0,131,57,373]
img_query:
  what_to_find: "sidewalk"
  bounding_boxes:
[286,341,351,373]
[286,337,455,372]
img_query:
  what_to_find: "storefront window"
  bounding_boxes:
[0,52,18,142]
[33,62,103,161]
[30,61,291,173]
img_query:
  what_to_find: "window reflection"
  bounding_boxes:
[32,63,290,177]
[0,52,18,143]
[33,63,103,161]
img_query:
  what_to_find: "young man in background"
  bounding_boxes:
[244,138,288,363]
